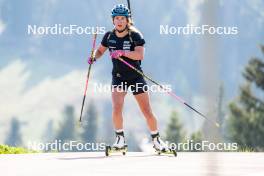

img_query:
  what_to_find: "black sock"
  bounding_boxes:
[151,132,160,139]
[115,131,124,137]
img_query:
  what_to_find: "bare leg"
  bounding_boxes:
[134,92,158,131]
[112,88,127,130]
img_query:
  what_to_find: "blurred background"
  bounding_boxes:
[0,0,263,152]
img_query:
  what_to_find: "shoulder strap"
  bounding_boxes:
[107,29,115,43]
[128,29,134,44]
[108,29,134,44]
[128,29,141,65]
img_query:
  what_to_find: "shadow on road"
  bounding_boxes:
[56,153,169,160]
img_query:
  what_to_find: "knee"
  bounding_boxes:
[141,107,154,118]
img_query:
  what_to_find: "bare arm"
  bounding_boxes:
[95,44,108,59]
[124,46,145,60]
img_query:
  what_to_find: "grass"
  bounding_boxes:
[0,144,38,154]
[237,146,255,152]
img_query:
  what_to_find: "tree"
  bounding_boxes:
[165,111,185,144]
[227,45,264,151]
[81,100,98,143]
[56,105,77,142]
[126,131,142,152]
[217,83,225,138]
[190,131,203,143]
[189,131,203,152]
[42,119,55,142]
[5,117,23,147]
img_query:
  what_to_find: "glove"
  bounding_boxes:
[87,50,96,64]
[88,57,96,65]
[110,50,126,59]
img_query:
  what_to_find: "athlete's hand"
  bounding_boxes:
[110,50,126,59]
[87,57,96,65]
[87,50,96,64]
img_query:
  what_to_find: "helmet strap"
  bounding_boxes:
[116,25,128,33]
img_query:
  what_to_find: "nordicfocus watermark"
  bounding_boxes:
[166,140,238,151]
[27,24,106,36]
[27,140,106,152]
[27,140,238,152]
[160,24,238,35]
[93,83,172,93]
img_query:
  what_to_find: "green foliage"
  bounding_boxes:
[190,131,203,143]
[243,58,264,90]
[165,111,185,144]
[237,146,255,152]
[188,131,203,152]
[227,45,264,151]
[0,144,37,154]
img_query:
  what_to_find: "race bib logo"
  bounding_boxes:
[123,40,131,50]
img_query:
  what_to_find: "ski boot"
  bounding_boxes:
[152,133,177,157]
[105,131,128,156]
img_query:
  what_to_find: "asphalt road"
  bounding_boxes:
[1,152,264,176]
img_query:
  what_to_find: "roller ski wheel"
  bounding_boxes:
[105,145,110,157]
[105,145,128,157]
[154,147,177,157]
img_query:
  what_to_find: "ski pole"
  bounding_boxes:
[79,32,97,122]
[127,0,134,25]
[127,0,131,16]
[117,57,220,128]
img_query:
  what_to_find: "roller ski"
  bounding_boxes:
[105,130,128,156]
[152,132,177,157]
[105,145,128,156]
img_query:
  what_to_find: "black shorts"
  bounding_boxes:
[112,76,148,95]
